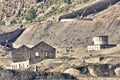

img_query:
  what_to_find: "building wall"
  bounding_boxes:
[60,19,77,22]
[12,42,56,67]
[11,60,29,70]
[12,45,30,62]
[29,42,56,64]
[92,36,108,45]
[87,45,101,51]
[87,44,116,51]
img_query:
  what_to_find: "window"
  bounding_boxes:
[45,52,48,57]
[35,52,39,56]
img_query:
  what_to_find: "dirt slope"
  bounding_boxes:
[59,0,120,20]
[13,3,120,48]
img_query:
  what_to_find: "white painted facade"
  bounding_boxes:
[87,36,116,51]
[87,45,101,51]
[92,36,108,45]
[60,19,77,22]
[11,60,29,70]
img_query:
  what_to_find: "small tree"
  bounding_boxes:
[25,8,36,22]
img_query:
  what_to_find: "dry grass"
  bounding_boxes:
[0,58,12,68]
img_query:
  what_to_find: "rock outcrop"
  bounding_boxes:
[87,64,115,77]
[114,67,120,77]
[64,68,81,77]
[0,69,77,80]
[0,28,25,47]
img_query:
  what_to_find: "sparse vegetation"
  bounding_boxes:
[25,8,36,22]
[0,20,5,26]
[38,6,69,21]
[16,19,22,24]
[0,0,94,24]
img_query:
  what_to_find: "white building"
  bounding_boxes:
[87,36,116,51]
[11,60,29,70]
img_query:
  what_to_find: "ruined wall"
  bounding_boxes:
[59,0,120,20]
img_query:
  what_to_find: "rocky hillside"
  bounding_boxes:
[59,0,120,20]
[0,0,120,48]
[0,0,95,26]
[13,2,120,48]
[0,69,77,80]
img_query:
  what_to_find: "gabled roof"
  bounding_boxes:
[12,42,55,62]
[12,45,30,53]
[12,45,30,62]
[31,41,55,50]
[12,45,30,56]
[19,45,30,49]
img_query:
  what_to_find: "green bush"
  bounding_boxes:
[0,20,5,26]
[25,8,36,22]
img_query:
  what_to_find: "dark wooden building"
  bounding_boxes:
[11,41,56,70]
[30,41,56,64]
[12,45,30,62]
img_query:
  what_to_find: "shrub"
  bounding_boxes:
[0,20,5,26]
[25,8,36,22]
[37,6,69,22]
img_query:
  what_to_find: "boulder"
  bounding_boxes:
[114,67,120,77]
[87,64,113,77]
